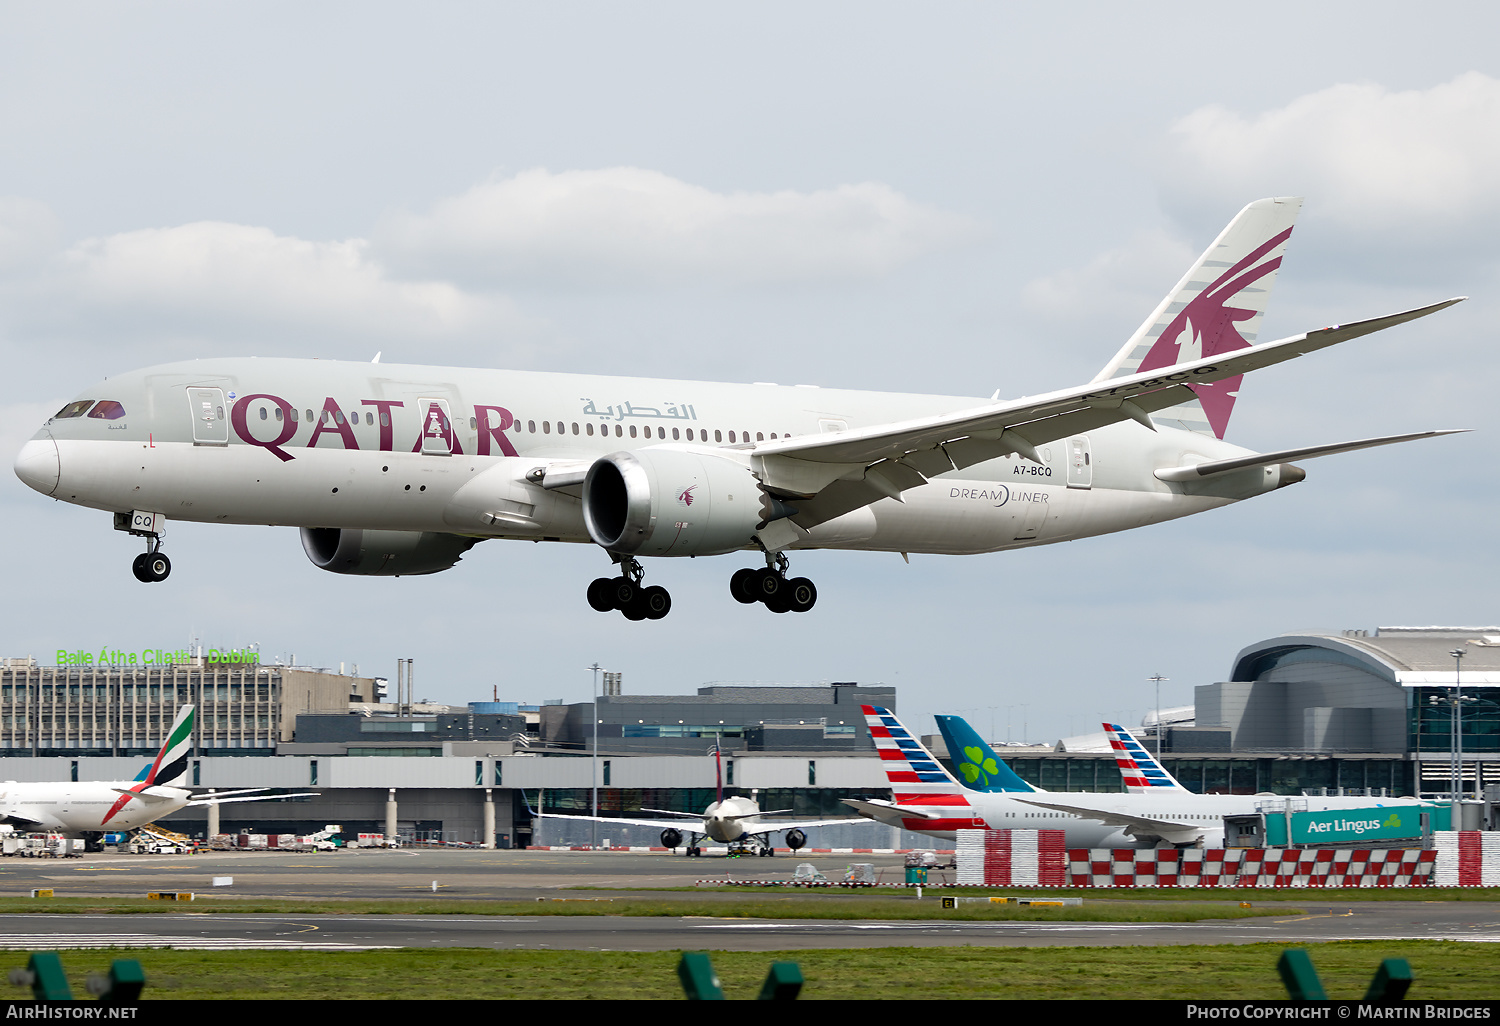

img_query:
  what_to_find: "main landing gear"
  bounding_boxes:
[587,555,671,620]
[730,552,816,614]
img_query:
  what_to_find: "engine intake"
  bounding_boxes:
[582,449,769,556]
[300,527,478,576]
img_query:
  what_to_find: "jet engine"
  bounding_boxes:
[660,828,683,849]
[300,527,478,576]
[582,449,783,556]
[784,828,807,851]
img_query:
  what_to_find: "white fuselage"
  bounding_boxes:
[703,795,763,843]
[15,358,1291,560]
[883,791,1433,848]
[0,781,190,835]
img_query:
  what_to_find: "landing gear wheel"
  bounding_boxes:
[146,553,171,582]
[765,587,793,614]
[621,590,649,621]
[131,553,152,583]
[641,585,671,620]
[785,577,817,613]
[753,567,782,602]
[609,576,637,609]
[730,567,759,604]
[586,577,615,612]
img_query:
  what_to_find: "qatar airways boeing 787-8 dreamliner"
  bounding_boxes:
[13,198,1466,618]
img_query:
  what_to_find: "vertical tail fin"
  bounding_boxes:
[145,705,195,787]
[1091,196,1302,439]
[860,705,960,794]
[933,715,1040,793]
[1103,721,1187,793]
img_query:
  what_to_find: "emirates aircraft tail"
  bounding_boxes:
[1092,197,1302,439]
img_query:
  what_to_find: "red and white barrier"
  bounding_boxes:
[1433,831,1500,886]
[956,830,1441,888]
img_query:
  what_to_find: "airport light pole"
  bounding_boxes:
[1451,648,1464,819]
[1148,674,1170,755]
[588,662,601,849]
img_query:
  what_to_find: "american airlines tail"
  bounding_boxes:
[1103,721,1188,794]
[844,705,986,835]
[932,714,1039,793]
[1092,197,1302,439]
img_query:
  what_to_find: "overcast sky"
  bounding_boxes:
[2,3,1496,745]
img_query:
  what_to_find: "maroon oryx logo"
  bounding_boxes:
[676,485,697,506]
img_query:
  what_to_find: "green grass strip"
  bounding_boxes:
[20,941,1494,1000]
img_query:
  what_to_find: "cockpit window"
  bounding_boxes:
[87,400,126,420]
[54,400,95,419]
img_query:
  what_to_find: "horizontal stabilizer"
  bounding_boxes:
[1014,797,1194,833]
[110,786,177,804]
[842,798,939,826]
[1154,429,1469,482]
[187,792,320,806]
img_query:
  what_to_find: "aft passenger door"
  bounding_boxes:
[1065,436,1092,489]
[187,387,228,445]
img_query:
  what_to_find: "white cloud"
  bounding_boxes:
[1021,228,1198,336]
[1164,72,1500,242]
[0,198,61,275]
[53,222,518,339]
[375,167,979,286]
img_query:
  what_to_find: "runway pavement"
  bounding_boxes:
[0,848,1493,951]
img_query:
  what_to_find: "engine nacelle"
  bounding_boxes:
[582,448,773,556]
[300,527,478,576]
[660,828,684,849]
[784,828,807,851]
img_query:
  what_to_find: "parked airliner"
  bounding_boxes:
[534,746,861,856]
[0,706,315,838]
[845,707,1434,848]
[13,197,1466,617]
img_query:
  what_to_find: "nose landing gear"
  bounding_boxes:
[730,552,816,613]
[586,555,671,620]
[116,511,171,583]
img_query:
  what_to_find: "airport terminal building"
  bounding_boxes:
[0,628,1493,846]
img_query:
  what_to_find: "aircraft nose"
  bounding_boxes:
[14,436,59,496]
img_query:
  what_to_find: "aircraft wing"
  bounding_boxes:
[744,816,869,834]
[535,810,702,831]
[0,813,47,831]
[1013,797,1194,833]
[749,298,1464,529]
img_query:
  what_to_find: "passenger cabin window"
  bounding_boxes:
[54,400,95,419]
[87,400,126,420]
